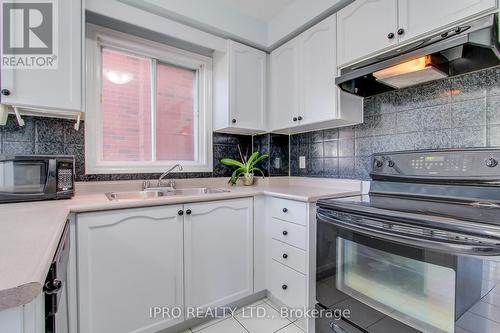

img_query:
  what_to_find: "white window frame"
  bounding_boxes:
[85,24,213,174]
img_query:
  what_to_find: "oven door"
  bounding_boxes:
[0,158,56,202]
[316,207,500,333]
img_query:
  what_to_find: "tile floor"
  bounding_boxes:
[181,298,305,333]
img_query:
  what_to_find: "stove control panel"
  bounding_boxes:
[371,149,500,179]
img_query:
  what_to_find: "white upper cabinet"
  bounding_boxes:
[0,0,82,112]
[398,0,497,42]
[269,14,363,133]
[184,198,254,309]
[77,206,184,333]
[214,40,267,134]
[337,0,398,67]
[299,15,337,126]
[270,38,299,130]
[337,0,498,67]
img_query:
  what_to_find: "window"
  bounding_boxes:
[85,24,212,174]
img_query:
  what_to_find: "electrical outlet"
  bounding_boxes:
[274,157,281,169]
[299,156,306,169]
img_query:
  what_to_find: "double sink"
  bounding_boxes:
[105,187,229,201]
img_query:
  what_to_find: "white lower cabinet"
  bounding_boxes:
[270,260,307,309]
[76,205,184,333]
[271,239,307,274]
[270,218,307,250]
[75,198,254,333]
[266,196,315,332]
[184,198,254,309]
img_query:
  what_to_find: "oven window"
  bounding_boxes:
[0,162,47,193]
[337,237,455,333]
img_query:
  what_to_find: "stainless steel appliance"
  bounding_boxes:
[336,14,500,97]
[0,155,75,203]
[45,221,70,333]
[316,148,500,333]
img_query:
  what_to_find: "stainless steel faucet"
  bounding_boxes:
[158,164,183,187]
[143,164,183,190]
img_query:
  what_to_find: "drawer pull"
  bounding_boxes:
[282,208,288,213]
[282,284,288,290]
[282,230,288,236]
[282,253,288,259]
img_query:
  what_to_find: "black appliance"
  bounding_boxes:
[45,220,70,333]
[316,148,500,333]
[336,14,500,97]
[0,155,75,203]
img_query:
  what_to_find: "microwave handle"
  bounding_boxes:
[317,210,500,256]
[46,158,57,194]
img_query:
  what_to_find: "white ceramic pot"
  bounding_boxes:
[243,173,254,186]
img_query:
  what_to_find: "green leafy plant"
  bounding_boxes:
[220,145,269,185]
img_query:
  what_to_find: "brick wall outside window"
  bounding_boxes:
[101,48,195,162]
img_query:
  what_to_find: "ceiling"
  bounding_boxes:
[216,0,295,22]
[118,0,352,50]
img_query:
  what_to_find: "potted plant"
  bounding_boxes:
[220,145,269,186]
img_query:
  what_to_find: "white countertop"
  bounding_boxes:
[0,177,363,310]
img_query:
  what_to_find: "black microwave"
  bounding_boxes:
[0,155,75,203]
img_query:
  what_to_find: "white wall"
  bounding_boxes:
[122,0,269,48]
[86,0,227,52]
[267,0,352,47]
[90,0,353,51]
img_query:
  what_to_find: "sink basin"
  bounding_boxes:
[105,187,229,201]
[169,187,229,195]
[105,191,166,201]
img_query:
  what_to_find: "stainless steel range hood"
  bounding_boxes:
[336,14,500,97]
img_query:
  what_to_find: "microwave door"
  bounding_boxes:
[0,160,50,195]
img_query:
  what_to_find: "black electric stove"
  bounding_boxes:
[316,148,500,333]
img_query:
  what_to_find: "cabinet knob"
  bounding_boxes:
[282,253,288,259]
[293,117,298,122]
[231,119,237,124]
[1,89,11,96]
[486,158,498,168]
[387,32,395,39]
[297,116,303,121]
[282,284,288,290]
[44,279,62,294]
[178,210,184,216]
[186,209,192,215]
[282,230,288,236]
[282,208,288,213]
[397,28,405,36]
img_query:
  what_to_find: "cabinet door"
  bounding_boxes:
[299,15,337,125]
[269,38,299,131]
[0,0,82,111]
[77,206,184,333]
[229,40,266,131]
[185,198,254,309]
[337,0,398,67]
[398,0,497,42]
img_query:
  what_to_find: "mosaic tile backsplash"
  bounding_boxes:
[0,115,252,181]
[2,66,499,182]
[290,66,500,180]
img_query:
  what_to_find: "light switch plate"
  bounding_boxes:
[299,156,306,169]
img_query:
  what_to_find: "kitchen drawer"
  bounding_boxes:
[270,197,307,225]
[271,239,307,274]
[270,260,307,309]
[271,218,307,250]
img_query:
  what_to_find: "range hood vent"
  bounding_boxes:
[336,14,500,97]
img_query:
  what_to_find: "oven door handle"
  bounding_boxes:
[317,211,500,256]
